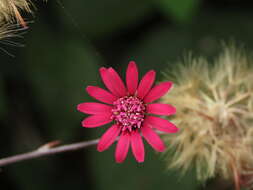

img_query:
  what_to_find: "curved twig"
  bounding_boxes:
[0,139,99,167]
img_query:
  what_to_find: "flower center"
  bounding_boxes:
[111,96,146,132]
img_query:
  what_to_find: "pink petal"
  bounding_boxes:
[86,86,117,104]
[131,131,145,163]
[144,81,173,103]
[82,114,112,128]
[107,68,127,97]
[146,103,176,116]
[126,61,138,95]
[141,124,165,152]
[137,70,156,99]
[77,102,112,114]
[97,125,120,152]
[99,67,120,97]
[145,116,178,133]
[115,132,130,163]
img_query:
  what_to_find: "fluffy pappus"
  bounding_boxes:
[162,46,253,190]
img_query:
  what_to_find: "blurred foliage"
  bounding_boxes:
[91,145,199,190]
[0,76,6,119]
[24,21,102,140]
[1,0,253,190]
[59,0,154,39]
[156,0,200,22]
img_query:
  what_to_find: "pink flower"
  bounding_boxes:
[77,61,178,163]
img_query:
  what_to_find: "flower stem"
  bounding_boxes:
[0,139,99,167]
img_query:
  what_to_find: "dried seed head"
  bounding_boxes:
[162,45,253,189]
[0,0,32,25]
[0,22,19,40]
[0,0,33,50]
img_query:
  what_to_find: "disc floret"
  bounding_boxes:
[111,96,146,132]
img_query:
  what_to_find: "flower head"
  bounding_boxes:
[162,46,253,189]
[78,61,178,163]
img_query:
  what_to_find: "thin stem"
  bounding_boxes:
[0,131,166,167]
[0,139,99,167]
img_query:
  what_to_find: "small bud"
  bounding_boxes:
[38,140,61,152]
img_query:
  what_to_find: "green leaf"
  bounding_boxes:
[156,0,200,23]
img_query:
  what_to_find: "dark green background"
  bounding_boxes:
[0,0,252,189]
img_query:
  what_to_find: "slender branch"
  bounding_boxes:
[0,139,99,167]
[0,131,167,167]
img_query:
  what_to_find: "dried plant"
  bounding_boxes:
[0,0,32,25]
[0,21,23,39]
[0,0,33,41]
[162,46,253,190]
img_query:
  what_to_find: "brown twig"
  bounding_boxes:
[0,139,99,167]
